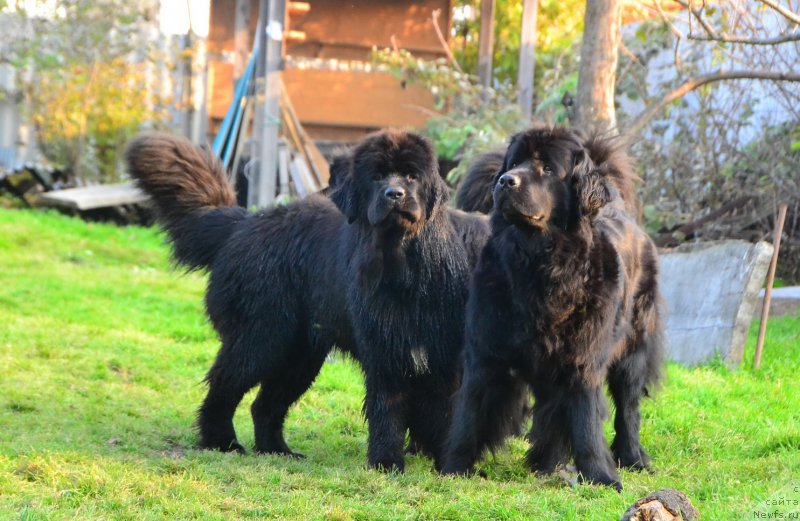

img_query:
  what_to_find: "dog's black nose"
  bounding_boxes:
[498,173,520,189]
[384,186,406,200]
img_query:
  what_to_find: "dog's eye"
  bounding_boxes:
[543,166,553,176]
[406,174,416,182]
[372,174,382,181]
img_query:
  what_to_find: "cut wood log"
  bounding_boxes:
[620,489,699,521]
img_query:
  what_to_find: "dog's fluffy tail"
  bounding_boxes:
[125,132,248,270]
[456,150,504,214]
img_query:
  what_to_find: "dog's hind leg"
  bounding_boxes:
[610,267,664,471]
[566,384,622,491]
[198,337,266,453]
[608,325,662,471]
[440,363,528,475]
[608,354,651,471]
[251,338,329,457]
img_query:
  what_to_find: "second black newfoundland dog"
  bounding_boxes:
[441,127,664,490]
[125,129,490,471]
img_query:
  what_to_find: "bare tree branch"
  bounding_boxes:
[655,0,686,39]
[687,30,800,45]
[671,0,800,45]
[625,70,800,138]
[431,9,463,74]
[673,0,720,38]
[758,0,800,25]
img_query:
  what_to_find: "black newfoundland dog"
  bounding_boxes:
[125,129,490,471]
[441,127,664,490]
[455,132,639,215]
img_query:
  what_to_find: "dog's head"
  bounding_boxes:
[493,126,610,232]
[330,129,448,236]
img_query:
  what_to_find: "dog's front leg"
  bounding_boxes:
[364,377,407,472]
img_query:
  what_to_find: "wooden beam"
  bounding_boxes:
[517,0,538,122]
[754,202,789,369]
[233,0,251,83]
[38,183,147,211]
[250,0,286,209]
[477,0,495,88]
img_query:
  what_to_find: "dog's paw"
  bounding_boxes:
[578,470,623,492]
[439,465,470,477]
[254,447,306,459]
[198,439,246,454]
[369,457,405,474]
[613,444,652,472]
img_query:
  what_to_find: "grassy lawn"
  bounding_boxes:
[1,207,798,520]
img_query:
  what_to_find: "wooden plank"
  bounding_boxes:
[233,0,252,82]
[208,61,235,120]
[278,144,290,196]
[282,68,436,129]
[477,0,495,88]
[289,155,317,197]
[38,183,148,211]
[517,0,538,122]
[279,80,330,185]
[250,0,284,209]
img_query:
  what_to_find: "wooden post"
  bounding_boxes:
[517,0,538,122]
[249,0,285,209]
[181,31,194,139]
[754,202,789,369]
[477,0,495,89]
[233,0,251,84]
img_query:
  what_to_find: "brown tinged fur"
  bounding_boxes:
[582,133,639,213]
[125,132,237,224]
[124,132,246,271]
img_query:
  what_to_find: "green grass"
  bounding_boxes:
[1,208,798,520]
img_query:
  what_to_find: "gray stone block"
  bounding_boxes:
[659,240,774,368]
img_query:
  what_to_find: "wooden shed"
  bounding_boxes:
[207,0,451,143]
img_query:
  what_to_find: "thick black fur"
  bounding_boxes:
[441,126,664,490]
[125,129,491,471]
[455,131,639,215]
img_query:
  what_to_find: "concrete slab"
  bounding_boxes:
[659,240,774,368]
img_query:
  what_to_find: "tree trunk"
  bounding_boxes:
[574,0,620,132]
[517,0,538,122]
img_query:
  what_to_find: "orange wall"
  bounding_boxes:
[208,0,450,140]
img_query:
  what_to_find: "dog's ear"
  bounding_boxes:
[425,170,450,219]
[499,132,521,174]
[573,169,611,219]
[405,132,450,220]
[327,153,351,191]
[572,147,594,178]
[330,171,360,224]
